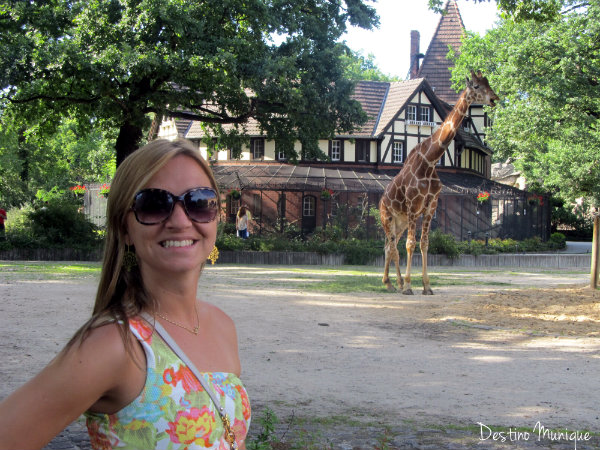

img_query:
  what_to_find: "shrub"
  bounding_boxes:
[458,239,487,256]
[216,233,248,251]
[549,232,567,249]
[428,229,460,259]
[219,222,237,236]
[337,239,382,265]
[24,200,101,249]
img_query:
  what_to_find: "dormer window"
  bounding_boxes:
[407,105,417,121]
[406,105,433,126]
[419,106,431,122]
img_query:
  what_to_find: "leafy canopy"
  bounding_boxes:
[428,0,568,22]
[0,0,378,164]
[0,109,116,207]
[450,0,599,205]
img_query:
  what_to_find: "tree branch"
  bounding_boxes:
[5,93,101,105]
[173,109,252,123]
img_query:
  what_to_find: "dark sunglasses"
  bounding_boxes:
[132,187,218,225]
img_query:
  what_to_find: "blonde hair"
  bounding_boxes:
[69,139,219,348]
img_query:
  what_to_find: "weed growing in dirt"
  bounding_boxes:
[0,262,100,279]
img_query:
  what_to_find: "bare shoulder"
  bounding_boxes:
[69,319,132,363]
[200,301,237,334]
[58,319,142,392]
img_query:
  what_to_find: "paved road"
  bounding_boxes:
[564,241,593,253]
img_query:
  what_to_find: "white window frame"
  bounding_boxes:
[303,196,315,217]
[419,106,431,122]
[393,141,404,163]
[331,140,341,161]
[407,105,417,121]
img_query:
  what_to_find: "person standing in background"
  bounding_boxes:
[0,207,6,240]
[236,206,250,239]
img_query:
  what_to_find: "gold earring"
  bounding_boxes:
[208,246,219,265]
[123,245,138,272]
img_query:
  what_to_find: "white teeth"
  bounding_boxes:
[161,240,194,248]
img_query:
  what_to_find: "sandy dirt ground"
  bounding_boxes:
[1,263,599,438]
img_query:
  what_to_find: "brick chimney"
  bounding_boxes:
[410,30,421,79]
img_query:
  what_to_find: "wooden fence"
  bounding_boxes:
[0,248,103,261]
[0,248,591,269]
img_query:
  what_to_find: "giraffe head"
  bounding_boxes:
[465,70,500,107]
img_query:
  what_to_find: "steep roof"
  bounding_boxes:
[345,78,429,137]
[417,0,465,104]
[348,80,390,137]
[375,78,426,135]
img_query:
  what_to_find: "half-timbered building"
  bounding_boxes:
[157,0,549,241]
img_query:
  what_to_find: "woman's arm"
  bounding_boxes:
[0,322,142,449]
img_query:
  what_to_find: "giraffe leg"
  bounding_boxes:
[403,220,417,295]
[381,205,397,291]
[420,208,437,295]
[382,233,397,292]
[393,231,405,292]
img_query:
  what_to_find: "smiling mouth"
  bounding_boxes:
[161,239,196,248]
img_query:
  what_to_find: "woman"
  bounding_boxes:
[0,139,251,449]
[236,206,250,239]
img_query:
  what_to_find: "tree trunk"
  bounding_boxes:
[17,127,30,181]
[115,122,144,166]
[591,210,599,290]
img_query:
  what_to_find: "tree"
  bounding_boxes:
[1,0,378,165]
[0,110,116,207]
[449,0,599,206]
[342,50,401,82]
[428,0,570,22]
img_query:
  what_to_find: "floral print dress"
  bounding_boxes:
[85,318,251,449]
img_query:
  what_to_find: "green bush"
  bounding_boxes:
[1,200,101,250]
[549,232,567,249]
[428,229,460,259]
[26,200,101,249]
[337,239,382,265]
[458,239,487,256]
[218,222,237,236]
[216,233,248,251]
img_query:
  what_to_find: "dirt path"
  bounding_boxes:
[1,264,599,444]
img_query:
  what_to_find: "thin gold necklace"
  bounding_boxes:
[155,302,200,335]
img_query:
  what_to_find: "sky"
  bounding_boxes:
[342,0,500,79]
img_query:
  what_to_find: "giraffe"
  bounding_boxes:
[380,70,499,294]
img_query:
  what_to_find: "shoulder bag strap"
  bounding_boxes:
[139,313,238,449]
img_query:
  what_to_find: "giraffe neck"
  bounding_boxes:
[422,90,473,164]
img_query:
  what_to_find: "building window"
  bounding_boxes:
[253,194,262,218]
[407,105,417,121]
[355,140,370,163]
[419,106,431,122]
[393,141,404,163]
[230,198,240,216]
[303,196,315,217]
[277,193,286,218]
[330,140,341,161]
[251,138,264,159]
[275,141,287,161]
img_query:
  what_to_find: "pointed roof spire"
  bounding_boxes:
[417,0,465,104]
